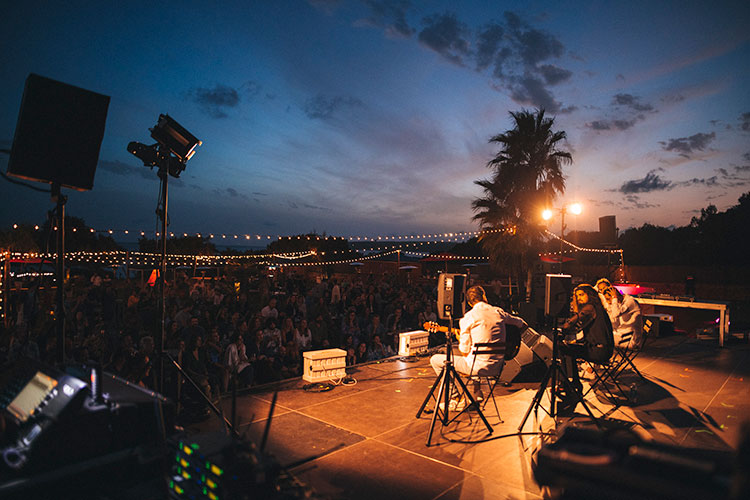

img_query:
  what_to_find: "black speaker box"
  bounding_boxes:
[544,274,571,317]
[643,314,674,337]
[7,73,110,191]
[437,273,466,320]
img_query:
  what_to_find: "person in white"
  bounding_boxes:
[596,279,643,349]
[430,285,527,409]
[225,333,253,388]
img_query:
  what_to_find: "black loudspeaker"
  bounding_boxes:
[7,73,110,191]
[544,274,571,317]
[598,215,617,246]
[437,273,466,320]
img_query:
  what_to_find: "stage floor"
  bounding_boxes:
[189,335,750,499]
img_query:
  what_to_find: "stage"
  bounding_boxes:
[190,335,750,499]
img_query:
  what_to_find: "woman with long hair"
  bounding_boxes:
[560,284,614,396]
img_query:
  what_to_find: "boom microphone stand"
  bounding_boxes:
[518,317,601,432]
[416,312,492,446]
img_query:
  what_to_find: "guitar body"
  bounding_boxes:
[423,321,521,361]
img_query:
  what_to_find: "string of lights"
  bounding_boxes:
[9,223,514,242]
[402,251,488,260]
[267,250,402,268]
[543,230,624,254]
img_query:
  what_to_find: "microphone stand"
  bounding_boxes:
[416,312,492,446]
[518,317,601,432]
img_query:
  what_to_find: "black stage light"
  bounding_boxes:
[127,115,200,178]
[127,141,160,167]
[149,114,201,163]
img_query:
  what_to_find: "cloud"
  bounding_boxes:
[303,94,364,119]
[673,176,719,188]
[418,12,470,66]
[509,20,564,67]
[612,93,654,112]
[622,194,660,209]
[660,132,716,157]
[360,0,415,37]
[539,64,572,85]
[741,112,750,131]
[743,152,750,162]
[409,10,572,112]
[618,171,672,194]
[302,203,331,211]
[226,187,239,197]
[587,118,637,131]
[475,23,504,71]
[589,120,610,130]
[713,164,750,187]
[508,74,561,112]
[586,93,656,132]
[188,84,241,118]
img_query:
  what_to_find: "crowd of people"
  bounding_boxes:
[0,269,442,402]
[1,267,644,415]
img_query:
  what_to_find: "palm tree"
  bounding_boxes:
[473,108,571,300]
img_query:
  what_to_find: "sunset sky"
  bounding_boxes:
[1,1,748,242]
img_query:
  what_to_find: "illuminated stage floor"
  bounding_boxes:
[190,335,750,500]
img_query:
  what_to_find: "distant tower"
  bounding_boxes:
[598,215,617,246]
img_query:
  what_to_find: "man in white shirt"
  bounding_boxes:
[596,279,643,349]
[430,285,527,408]
[260,297,279,320]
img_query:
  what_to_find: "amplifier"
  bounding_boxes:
[644,314,674,337]
[303,349,347,383]
[398,330,429,356]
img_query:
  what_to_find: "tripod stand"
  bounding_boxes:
[416,314,492,446]
[518,319,601,432]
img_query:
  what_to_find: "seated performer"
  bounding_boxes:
[430,285,527,410]
[560,284,614,396]
[596,278,643,349]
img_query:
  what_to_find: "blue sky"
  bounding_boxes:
[1,1,748,241]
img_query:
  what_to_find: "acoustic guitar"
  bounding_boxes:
[422,321,523,361]
[423,321,460,339]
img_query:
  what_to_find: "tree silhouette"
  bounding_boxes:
[472,108,571,298]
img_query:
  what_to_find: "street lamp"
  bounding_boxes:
[542,202,583,272]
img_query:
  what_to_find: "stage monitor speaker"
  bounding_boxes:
[437,273,466,320]
[7,73,110,191]
[598,215,617,246]
[544,274,571,317]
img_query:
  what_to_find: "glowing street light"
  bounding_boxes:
[542,202,583,272]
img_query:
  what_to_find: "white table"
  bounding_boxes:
[637,297,730,347]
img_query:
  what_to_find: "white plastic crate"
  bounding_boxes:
[398,330,429,356]
[303,348,347,383]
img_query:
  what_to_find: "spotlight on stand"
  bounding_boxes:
[127,114,201,178]
[126,114,202,398]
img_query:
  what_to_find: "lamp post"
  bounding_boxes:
[542,203,582,273]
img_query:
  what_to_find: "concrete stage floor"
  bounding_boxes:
[189,335,750,499]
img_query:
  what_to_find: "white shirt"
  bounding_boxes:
[225,342,250,373]
[458,301,526,375]
[611,295,643,348]
[261,305,278,319]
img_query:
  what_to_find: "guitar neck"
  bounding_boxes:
[423,322,460,337]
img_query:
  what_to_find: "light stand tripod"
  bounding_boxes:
[51,183,67,366]
[518,318,601,432]
[416,313,492,446]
